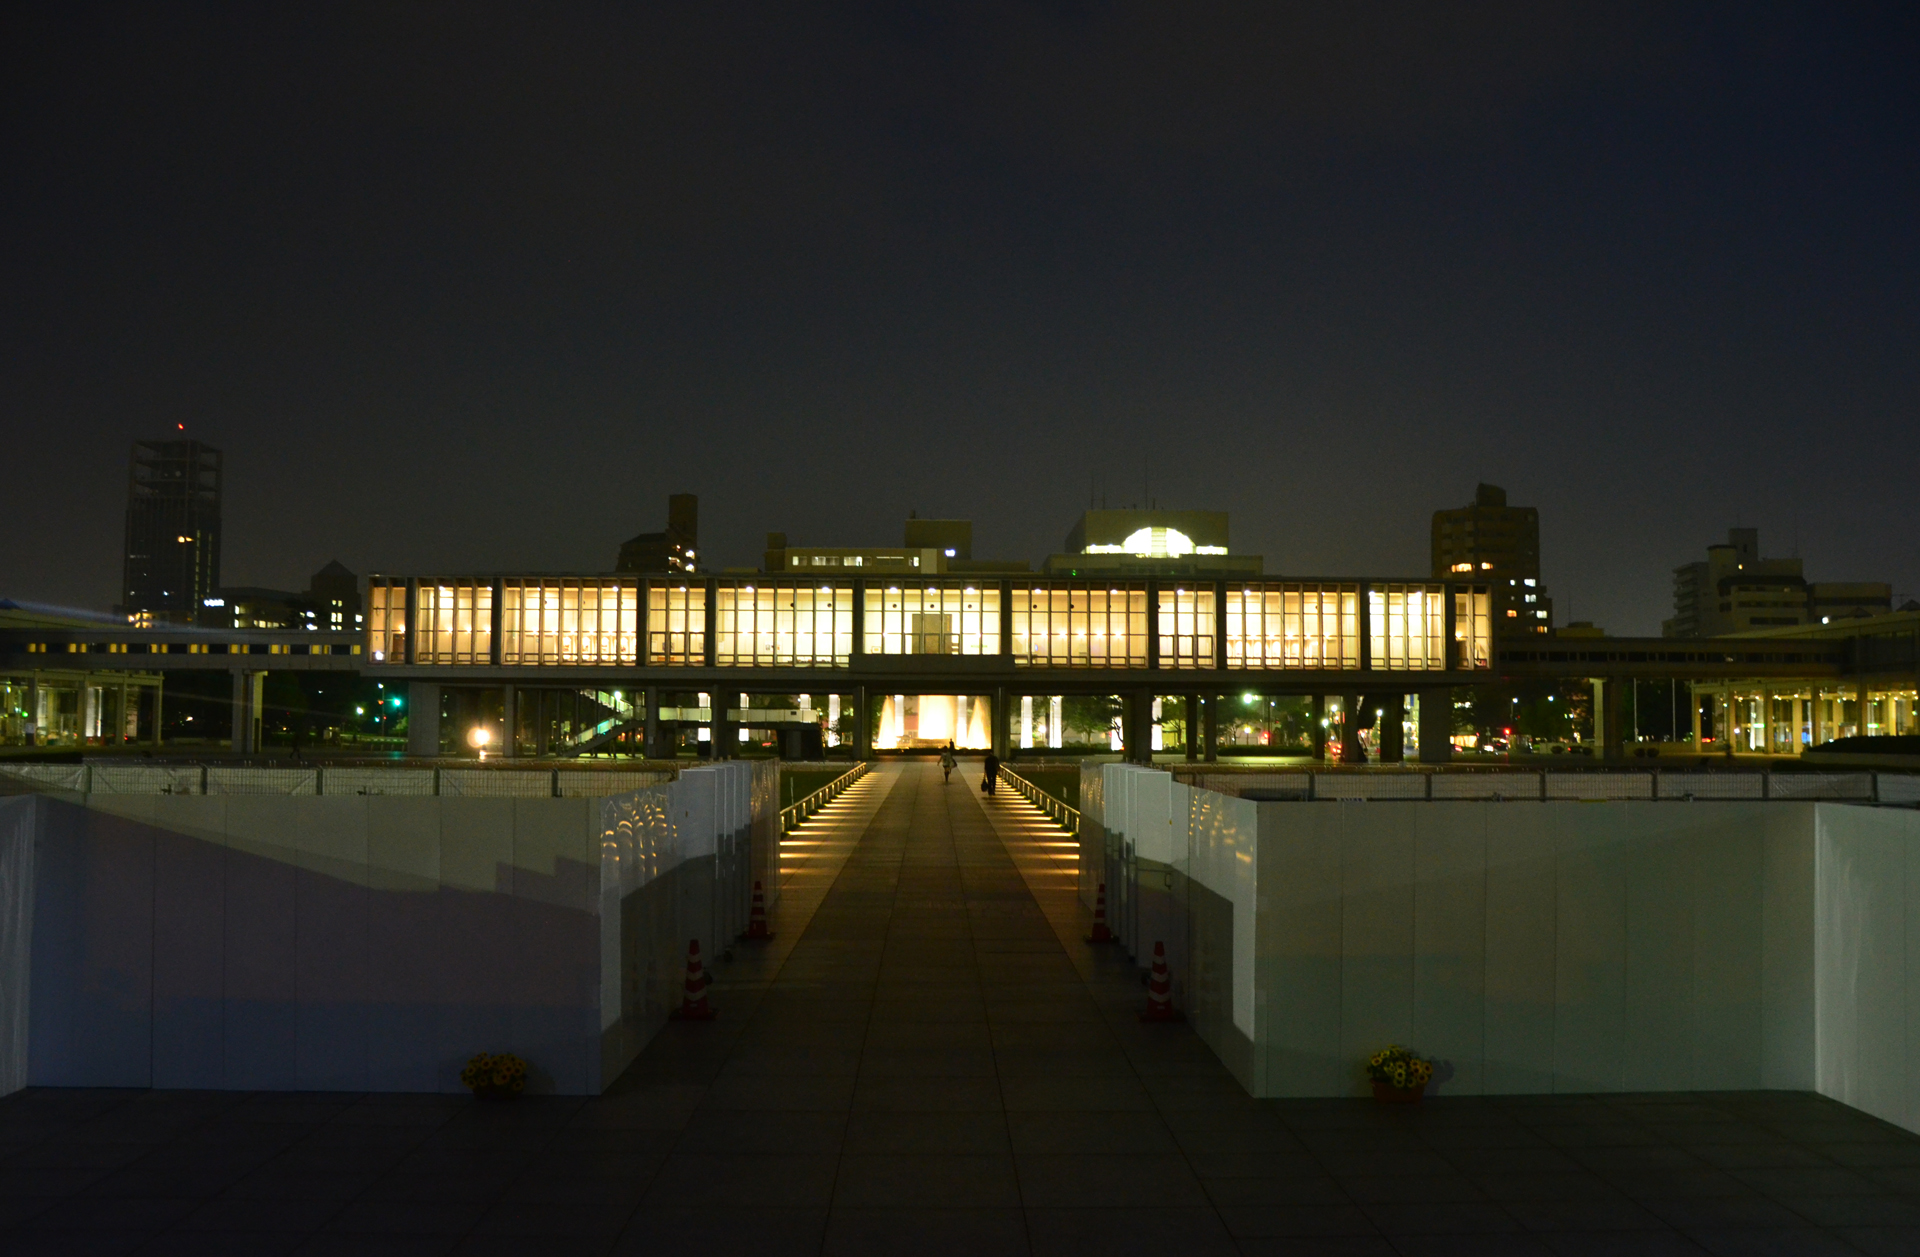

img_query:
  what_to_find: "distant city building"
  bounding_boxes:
[1430,484,1552,635]
[1664,528,1892,637]
[615,493,698,574]
[205,561,363,632]
[1042,509,1260,578]
[764,516,1031,576]
[120,437,222,626]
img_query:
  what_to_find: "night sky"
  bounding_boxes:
[4,4,1916,634]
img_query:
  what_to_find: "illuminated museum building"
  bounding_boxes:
[364,507,1494,763]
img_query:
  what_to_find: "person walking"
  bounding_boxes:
[939,742,957,784]
[981,750,1000,796]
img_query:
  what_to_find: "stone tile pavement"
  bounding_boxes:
[3,760,1919,1255]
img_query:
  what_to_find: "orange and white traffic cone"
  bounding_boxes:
[1086,882,1115,944]
[670,938,717,1020]
[743,881,774,941]
[1140,940,1184,1023]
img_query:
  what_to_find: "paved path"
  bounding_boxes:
[3,760,1919,1255]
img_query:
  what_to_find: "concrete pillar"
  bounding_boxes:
[234,670,265,755]
[992,686,1010,760]
[1378,693,1405,763]
[1020,695,1034,751]
[230,670,248,754]
[1202,694,1218,763]
[25,674,39,747]
[407,682,441,758]
[854,685,872,760]
[151,680,163,748]
[501,685,517,759]
[1595,677,1626,762]
[1128,688,1153,764]
[1311,695,1327,762]
[1185,694,1199,763]
[1340,694,1365,764]
[644,686,662,759]
[1860,683,1875,736]
[1418,689,1452,764]
[711,692,734,760]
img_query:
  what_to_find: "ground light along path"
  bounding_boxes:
[1,762,1915,1254]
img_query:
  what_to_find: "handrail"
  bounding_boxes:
[996,766,1080,833]
[779,761,869,831]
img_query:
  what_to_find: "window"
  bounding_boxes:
[368,580,405,662]
[501,580,637,665]
[415,580,492,665]
[716,583,853,666]
[647,583,705,665]
[1223,584,1359,669]
[1156,587,1214,668]
[1367,584,1446,671]
[1011,585,1147,668]
[1454,586,1492,668]
[864,582,1001,655]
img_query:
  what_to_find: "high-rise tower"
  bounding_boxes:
[121,437,222,626]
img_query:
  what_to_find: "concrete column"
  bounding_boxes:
[1418,689,1452,764]
[230,670,248,754]
[1127,688,1153,764]
[991,687,1010,760]
[1378,693,1405,763]
[854,685,872,760]
[1595,677,1626,762]
[1692,687,1705,749]
[25,674,39,747]
[501,685,517,758]
[1185,694,1199,762]
[711,691,734,760]
[1020,695,1033,751]
[1340,694,1365,764]
[644,686,662,759]
[232,670,266,755]
[407,682,441,758]
[1202,694,1218,762]
[151,680,163,748]
[1311,695,1327,762]
[1860,683,1875,736]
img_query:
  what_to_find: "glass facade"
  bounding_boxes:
[1010,585,1148,668]
[1223,584,1361,669]
[363,574,1492,673]
[368,580,405,662]
[864,582,1000,655]
[415,581,493,666]
[1156,587,1215,668]
[646,583,705,665]
[1368,584,1447,671]
[715,583,854,667]
[501,580,638,666]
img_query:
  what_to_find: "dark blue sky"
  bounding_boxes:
[4,3,1916,632]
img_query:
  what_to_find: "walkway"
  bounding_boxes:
[2,761,1918,1255]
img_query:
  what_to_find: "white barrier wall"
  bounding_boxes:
[1814,804,1920,1132]
[1243,801,1820,1101]
[0,763,762,1099]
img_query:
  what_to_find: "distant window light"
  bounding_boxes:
[202,598,225,607]
[944,548,956,557]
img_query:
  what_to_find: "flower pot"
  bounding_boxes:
[470,1084,521,1101]
[1371,1080,1425,1104]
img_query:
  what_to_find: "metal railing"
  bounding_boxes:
[1167,767,1920,806]
[0,762,677,798]
[997,766,1081,833]
[779,761,869,832]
